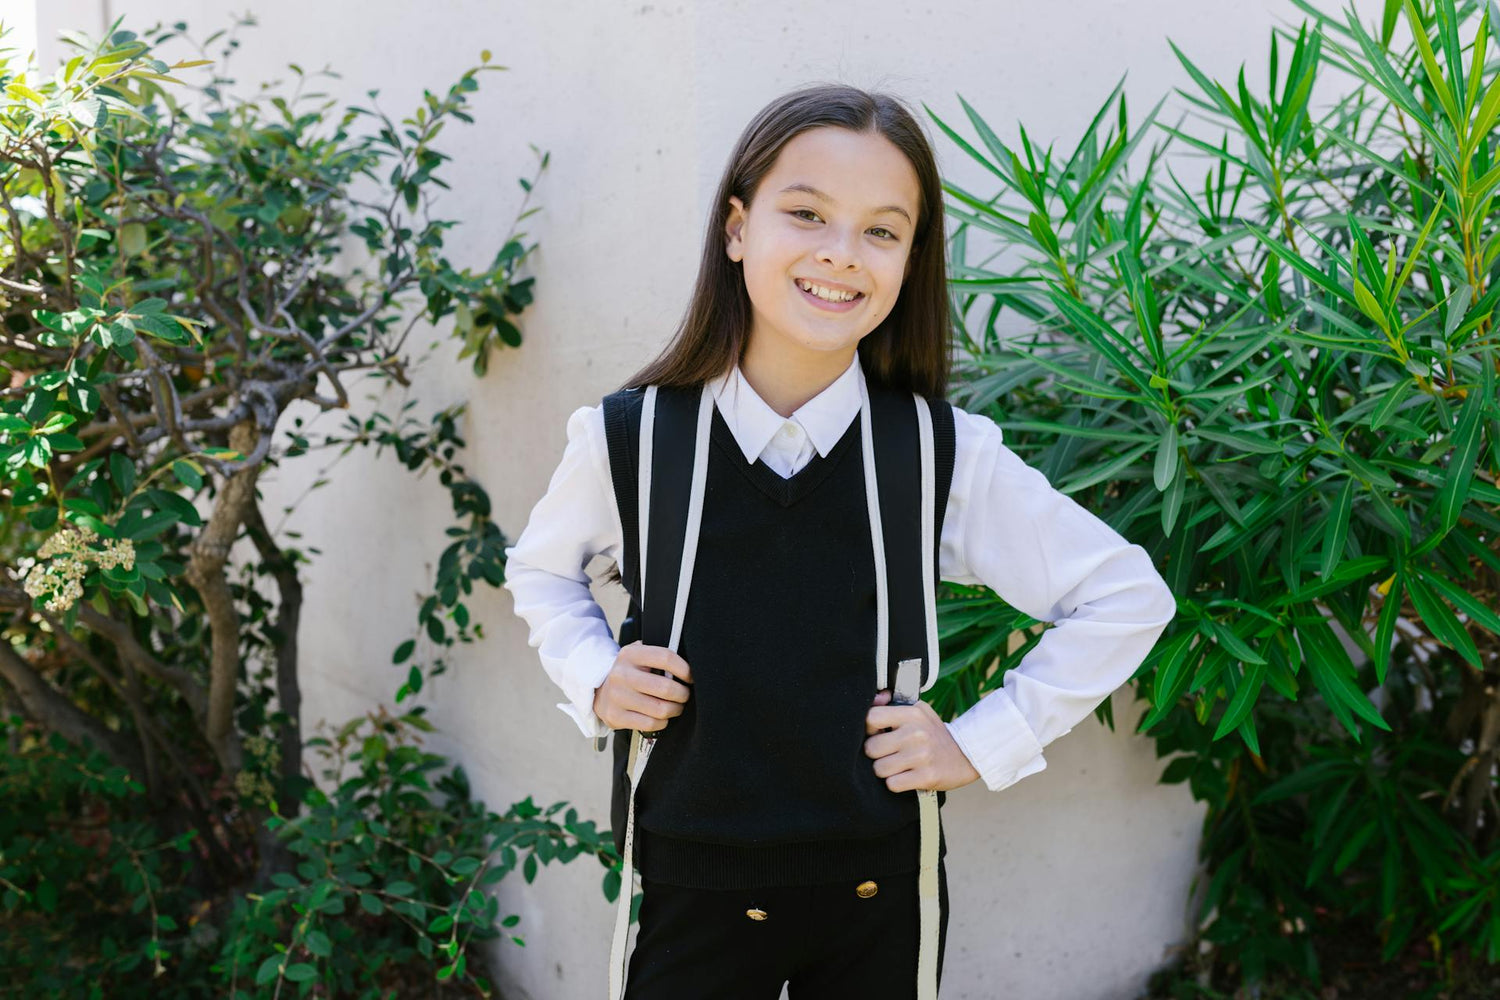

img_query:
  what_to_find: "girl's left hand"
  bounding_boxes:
[864,689,982,793]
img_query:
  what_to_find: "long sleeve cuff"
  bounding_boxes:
[552,633,618,741]
[945,686,1055,792]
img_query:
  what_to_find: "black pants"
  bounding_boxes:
[624,858,949,999]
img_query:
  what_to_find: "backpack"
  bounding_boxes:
[598,375,955,1000]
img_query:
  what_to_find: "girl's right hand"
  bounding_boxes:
[592,640,694,733]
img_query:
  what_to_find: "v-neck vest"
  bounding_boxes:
[614,391,947,889]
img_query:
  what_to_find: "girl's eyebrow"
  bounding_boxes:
[778,182,912,225]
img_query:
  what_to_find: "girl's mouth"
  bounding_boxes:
[794,278,864,312]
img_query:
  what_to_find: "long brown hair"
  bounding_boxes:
[618,83,952,400]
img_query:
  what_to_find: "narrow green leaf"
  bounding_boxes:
[1320,478,1354,580]
[1370,378,1417,429]
[1420,569,1500,633]
[1213,661,1265,740]
[1443,283,1473,340]
[1434,375,1487,535]
[1162,460,1186,537]
[1154,423,1179,491]
[1373,573,1402,685]
[1245,223,1357,309]
[1406,574,1483,667]
[1209,619,1267,665]
[1404,0,1462,128]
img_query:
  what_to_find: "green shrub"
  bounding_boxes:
[216,707,617,998]
[0,16,613,997]
[0,715,216,998]
[930,0,1499,991]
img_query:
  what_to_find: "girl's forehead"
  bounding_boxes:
[763,129,920,217]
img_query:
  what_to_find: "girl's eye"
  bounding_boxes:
[789,210,899,241]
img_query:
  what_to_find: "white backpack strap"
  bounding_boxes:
[897,389,943,1000]
[893,655,942,1000]
[607,383,714,1000]
[915,393,941,693]
[857,372,890,691]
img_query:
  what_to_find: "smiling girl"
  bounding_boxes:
[503,83,1177,999]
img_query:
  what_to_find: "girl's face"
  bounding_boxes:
[725,127,921,371]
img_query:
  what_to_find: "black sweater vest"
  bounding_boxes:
[603,381,953,889]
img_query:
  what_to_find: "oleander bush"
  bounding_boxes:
[929,0,1499,995]
[0,16,617,997]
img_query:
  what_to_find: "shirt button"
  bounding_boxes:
[781,423,798,438]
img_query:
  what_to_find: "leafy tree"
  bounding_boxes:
[1,16,615,996]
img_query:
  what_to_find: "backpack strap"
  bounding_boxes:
[597,377,957,1000]
[600,383,714,1000]
[865,383,957,693]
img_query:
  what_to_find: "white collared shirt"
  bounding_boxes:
[501,353,1178,793]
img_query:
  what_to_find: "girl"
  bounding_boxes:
[502,84,1178,1000]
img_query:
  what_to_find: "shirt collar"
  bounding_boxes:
[708,352,865,466]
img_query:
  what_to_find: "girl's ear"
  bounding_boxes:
[725,195,746,262]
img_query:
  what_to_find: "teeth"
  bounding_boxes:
[797,279,859,303]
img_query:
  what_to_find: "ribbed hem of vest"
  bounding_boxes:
[635,819,946,890]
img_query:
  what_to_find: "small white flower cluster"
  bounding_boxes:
[22,521,136,613]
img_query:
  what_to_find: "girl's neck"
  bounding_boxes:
[738,341,858,418]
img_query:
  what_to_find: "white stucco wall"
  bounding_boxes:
[20,1,1382,996]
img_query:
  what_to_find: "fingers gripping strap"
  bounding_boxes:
[608,385,713,1000]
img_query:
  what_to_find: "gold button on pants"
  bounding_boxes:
[855,880,878,898]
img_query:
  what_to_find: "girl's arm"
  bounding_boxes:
[502,404,624,740]
[937,407,1178,793]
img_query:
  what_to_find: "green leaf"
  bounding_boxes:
[1300,620,1390,735]
[109,451,136,496]
[305,930,331,958]
[1403,0,1463,130]
[1213,662,1265,740]
[1433,374,1487,536]
[1208,619,1267,665]
[1352,277,1391,336]
[1370,379,1416,430]
[602,867,621,902]
[1161,461,1185,537]
[255,956,283,986]
[1420,569,1500,633]
[170,459,203,490]
[1373,574,1403,685]
[284,963,316,983]
[1406,574,1483,667]
[1320,478,1354,580]
[1154,423,1178,491]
